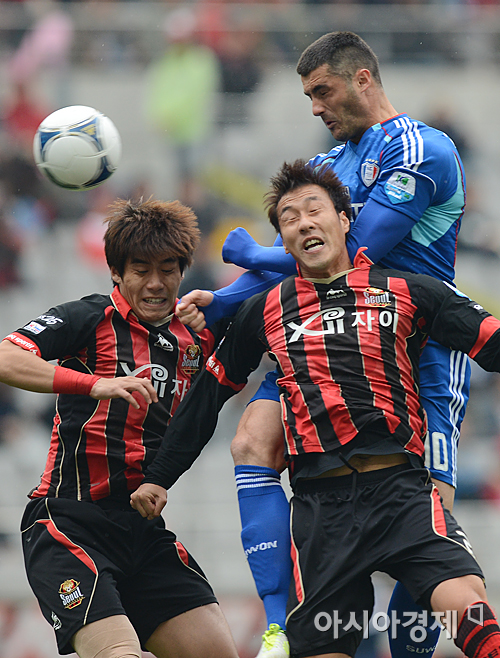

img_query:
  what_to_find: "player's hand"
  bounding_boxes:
[130,483,167,519]
[176,290,214,333]
[222,227,260,267]
[90,376,158,410]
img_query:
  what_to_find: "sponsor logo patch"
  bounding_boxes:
[23,321,46,335]
[59,579,85,610]
[155,334,174,351]
[51,611,62,630]
[384,172,416,204]
[326,289,347,300]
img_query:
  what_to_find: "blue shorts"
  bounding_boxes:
[249,339,470,488]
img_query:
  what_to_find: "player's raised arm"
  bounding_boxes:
[0,339,158,409]
[177,269,286,331]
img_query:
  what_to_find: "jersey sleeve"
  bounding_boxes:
[368,131,459,222]
[411,276,500,371]
[144,294,268,489]
[4,296,107,362]
[345,198,416,264]
[203,269,287,326]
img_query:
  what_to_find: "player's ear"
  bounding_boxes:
[339,211,350,234]
[110,267,122,285]
[353,68,371,92]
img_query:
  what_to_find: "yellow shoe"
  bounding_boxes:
[256,624,290,658]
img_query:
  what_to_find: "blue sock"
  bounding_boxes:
[388,581,440,658]
[235,465,292,630]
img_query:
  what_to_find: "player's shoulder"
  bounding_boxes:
[48,293,114,327]
[369,262,437,285]
[385,115,457,154]
[59,292,113,313]
[237,277,291,316]
[308,144,345,171]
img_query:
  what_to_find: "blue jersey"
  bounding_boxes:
[309,114,466,284]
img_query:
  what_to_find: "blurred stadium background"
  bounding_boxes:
[0,1,500,656]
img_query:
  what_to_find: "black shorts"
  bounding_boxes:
[286,464,484,658]
[21,497,217,655]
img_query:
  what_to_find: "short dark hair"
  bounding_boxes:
[266,159,352,232]
[104,197,200,277]
[297,31,382,86]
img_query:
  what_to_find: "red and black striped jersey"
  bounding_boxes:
[145,250,500,490]
[5,286,223,503]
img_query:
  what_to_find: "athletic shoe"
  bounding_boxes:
[256,623,290,658]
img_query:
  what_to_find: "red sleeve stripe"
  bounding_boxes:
[469,316,500,359]
[4,332,41,356]
[205,354,245,392]
[36,518,97,574]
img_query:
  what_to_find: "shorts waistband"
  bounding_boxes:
[294,462,412,494]
[94,498,135,511]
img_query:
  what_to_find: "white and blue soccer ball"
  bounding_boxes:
[33,105,121,190]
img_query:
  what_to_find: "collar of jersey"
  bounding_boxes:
[299,246,372,283]
[111,285,133,319]
[110,286,174,326]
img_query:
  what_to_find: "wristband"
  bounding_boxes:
[53,366,100,396]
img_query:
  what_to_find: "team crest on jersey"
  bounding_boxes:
[181,344,202,375]
[155,334,174,351]
[59,579,85,609]
[361,159,380,187]
[363,287,391,307]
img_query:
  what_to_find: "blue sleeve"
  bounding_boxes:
[222,227,296,275]
[203,269,287,326]
[345,197,416,264]
[368,131,459,221]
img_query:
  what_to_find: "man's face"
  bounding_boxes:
[301,64,370,144]
[111,255,183,324]
[277,184,351,279]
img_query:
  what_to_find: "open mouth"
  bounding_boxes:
[304,238,324,252]
[144,298,166,305]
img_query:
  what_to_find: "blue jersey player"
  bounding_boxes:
[174,32,468,658]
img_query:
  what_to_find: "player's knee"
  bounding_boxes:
[231,429,285,470]
[72,615,142,658]
[231,429,260,465]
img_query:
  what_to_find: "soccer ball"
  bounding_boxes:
[33,105,122,190]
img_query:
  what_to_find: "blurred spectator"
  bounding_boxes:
[76,186,115,270]
[0,211,23,289]
[198,2,264,124]
[2,81,48,153]
[7,8,73,88]
[426,105,472,167]
[144,6,220,201]
[0,152,53,247]
[0,383,19,446]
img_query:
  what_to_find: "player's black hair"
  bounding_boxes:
[296,31,382,85]
[104,197,200,278]
[266,159,352,232]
